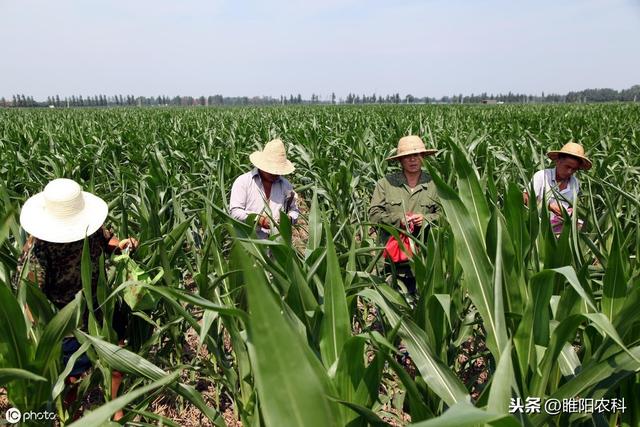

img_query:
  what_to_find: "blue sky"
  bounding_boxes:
[1,0,639,100]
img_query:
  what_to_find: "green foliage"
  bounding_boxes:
[0,104,639,425]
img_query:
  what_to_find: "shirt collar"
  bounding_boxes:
[388,171,430,188]
[549,167,576,187]
[251,168,282,183]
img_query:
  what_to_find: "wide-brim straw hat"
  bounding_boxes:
[547,141,592,170]
[249,138,295,175]
[386,135,438,161]
[19,178,108,243]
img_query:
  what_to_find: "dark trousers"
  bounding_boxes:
[385,262,416,295]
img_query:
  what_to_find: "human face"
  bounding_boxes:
[555,157,581,181]
[399,153,425,174]
[258,169,279,183]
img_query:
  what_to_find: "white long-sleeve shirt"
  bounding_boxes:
[229,169,299,238]
[530,167,580,209]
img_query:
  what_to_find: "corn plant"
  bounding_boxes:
[0,103,638,426]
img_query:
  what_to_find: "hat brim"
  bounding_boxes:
[386,148,438,161]
[547,151,592,170]
[249,152,295,175]
[20,192,108,243]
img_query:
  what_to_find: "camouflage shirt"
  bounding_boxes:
[12,228,113,309]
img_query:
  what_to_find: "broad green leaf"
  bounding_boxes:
[583,312,640,364]
[551,266,596,313]
[601,227,627,324]
[384,354,433,422]
[451,142,490,239]
[487,340,515,414]
[333,398,387,426]
[532,346,640,427]
[514,269,555,375]
[0,368,46,383]
[427,163,507,361]
[67,370,181,427]
[307,190,322,256]
[0,277,29,369]
[558,342,581,378]
[0,209,14,247]
[78,332,220,423]
[81,237,99,336]
[235,246,340,427]
[34,292,81,373]
[319,220,350,368]
[334,337,367,408]
[52,340,92,399]
[410,402,519,427]
[360,288,469,406]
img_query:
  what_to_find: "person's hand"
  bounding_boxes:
[548,202,563,216]
[523,191,529,206]
[406,213,424,228]
[411,213,424,227]
[118,238,139,252]
[259,214,270,229]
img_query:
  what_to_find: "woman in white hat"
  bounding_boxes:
[229,138,299,239]
[523,141,591,232]
[368,135,439,296]
[13,178,138,420]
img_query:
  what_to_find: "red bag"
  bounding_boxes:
[383,233,413,262]
[383,223,415,262]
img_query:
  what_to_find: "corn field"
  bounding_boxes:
[1,104,639,426]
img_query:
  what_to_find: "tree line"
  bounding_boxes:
[1,85,638,108]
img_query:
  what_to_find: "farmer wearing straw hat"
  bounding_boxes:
[229,138,300,239]
[523,141,591,232]
[369,135,439,295]
[12,178,138,421]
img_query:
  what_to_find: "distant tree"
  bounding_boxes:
[331,92,336,104]
[621,85,640,101]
